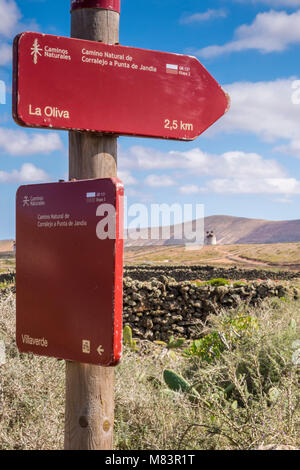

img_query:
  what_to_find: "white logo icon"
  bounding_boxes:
[22,196,30,207]
[82,340,90,354]
[31,39,43,64]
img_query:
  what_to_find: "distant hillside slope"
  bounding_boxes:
[0,240,14,252]
[2,215,300,249]
[125,215,300,246]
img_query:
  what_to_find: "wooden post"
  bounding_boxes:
[64,1,120,450]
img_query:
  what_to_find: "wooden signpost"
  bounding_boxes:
[66,0,120,450]
[14,0,230,451]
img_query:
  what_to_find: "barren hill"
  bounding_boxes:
[0,240,14,252]
[205,215,300,245]
[125,215,300,246]
[2,215,300,249]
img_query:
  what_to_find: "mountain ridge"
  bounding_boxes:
[125,214,300,246]
[2,215,300,249]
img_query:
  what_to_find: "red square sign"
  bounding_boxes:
[16,178,124,366]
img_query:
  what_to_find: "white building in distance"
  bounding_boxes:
[206,231,217,245]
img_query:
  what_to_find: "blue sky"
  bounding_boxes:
[1,0,300,238]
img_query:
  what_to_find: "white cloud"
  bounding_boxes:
[0,0,20,38]
[125,188,153,203]
[145,174,176,187]
[121,144,292,195]
[272,196,292,203]
[122,146,284,178]
[0,1,39,65]
[187,149,284,178]
[206,177,300,194]
[0,163,50,183]
[119,146,180,170]
[196,10,300,58]
[180,9,227,24]
[0,43,11,64]
[0,128,63,155]
[118,170,137,186]
[214,151,284,178]
[188,150,299,194]
[274,138,300,157]
[239,1,300,6]
[208,78,300,148]
[179,184,200,195]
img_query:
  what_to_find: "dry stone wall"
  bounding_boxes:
[2,268,298,342]
[0,272,15,284]
[124,265,300,282]
[123,275,297,341]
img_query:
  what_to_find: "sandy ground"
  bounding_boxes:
[124,244,300,270]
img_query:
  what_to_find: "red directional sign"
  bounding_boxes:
[13,32,229,141]
[16,178,124,366]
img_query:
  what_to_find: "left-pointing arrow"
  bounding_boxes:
[97,345,104,356]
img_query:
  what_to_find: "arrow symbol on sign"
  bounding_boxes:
[97,345,104,356]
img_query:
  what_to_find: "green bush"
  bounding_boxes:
[206,278,231,287]
[184,332,225,362]
[166,336,185,349]
[163,369,191,393]
[233,281,247,287]
[190,278,231,287]
[163,369,200,400]
[184,315,258,362]
[123,325,138,351]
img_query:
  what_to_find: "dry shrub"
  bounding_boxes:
[115,297,300,450]
[0,292,65,450]
[0,289,299,450]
